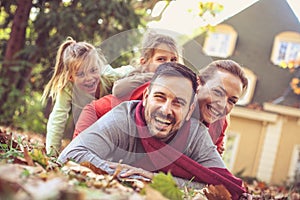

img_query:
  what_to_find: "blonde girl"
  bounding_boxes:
[42,37,120,155]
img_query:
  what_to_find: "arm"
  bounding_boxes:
[112,65,136,78]
[46,88,72,155]
[188,119,226,168]
[58,113,122,173]
[73,95,122,138]
[59,102,135,173]
[100,64,135,88]
[98,64,132,98]
[112,72,153,99]
[73,101,98,138]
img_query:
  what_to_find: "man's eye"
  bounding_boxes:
[173,101,185,107]
[213,89,224,97]
[154,95,165,100]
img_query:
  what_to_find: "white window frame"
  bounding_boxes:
[270,31,300,66]
[203,24,237,58]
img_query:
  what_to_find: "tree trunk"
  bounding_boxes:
[0,0,32,125]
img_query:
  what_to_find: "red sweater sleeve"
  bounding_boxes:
[73,95,118,138]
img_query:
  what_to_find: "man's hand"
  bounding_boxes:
[109,163,154,180]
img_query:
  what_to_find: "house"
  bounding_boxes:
[182,0,300,185]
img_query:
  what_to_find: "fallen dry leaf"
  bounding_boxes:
[204,184,231,200]
[23,146,34,166]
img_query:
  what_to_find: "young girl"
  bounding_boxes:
[112,31,179,99]
[42,37,121,155]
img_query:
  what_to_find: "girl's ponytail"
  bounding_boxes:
[41,37,76,103]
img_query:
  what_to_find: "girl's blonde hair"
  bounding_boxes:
[141,31,179,64]
[42,37,107,103]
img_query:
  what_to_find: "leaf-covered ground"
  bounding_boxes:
[0,127,299,200]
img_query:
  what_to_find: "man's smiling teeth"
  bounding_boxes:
[155,116,171,125]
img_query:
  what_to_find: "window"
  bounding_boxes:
[271,31,300,66]
[203,24,238,58]
[223,131,240,170]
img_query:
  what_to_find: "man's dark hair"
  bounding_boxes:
[151,62,198,94]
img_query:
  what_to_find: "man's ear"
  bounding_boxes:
[197,76,201,85]
[142,87,150,106]
[186,95,197,121]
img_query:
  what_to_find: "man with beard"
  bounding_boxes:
[58,62,246,200]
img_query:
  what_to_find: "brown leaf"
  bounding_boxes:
[80,161,108,175]
[23,147,34,166]
[12,156,28,165]
[204,184,231,200]
[257,181,267,190]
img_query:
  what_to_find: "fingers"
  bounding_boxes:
[121,167,153,179]
[109,163,153,179]
[120,168,141,177]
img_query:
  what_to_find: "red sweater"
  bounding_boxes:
[73,81,228,152]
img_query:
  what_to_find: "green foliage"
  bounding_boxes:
[185,1,224,36]
[0,84,23,125]
[0,0,153,131]
[150,172,184,200]
[21,168,31,178]
[198,2,224,17]
[0,135,23,163]
[12,90,47,134]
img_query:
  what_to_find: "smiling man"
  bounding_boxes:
[142,73,194,141]
[58,62,246,199]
